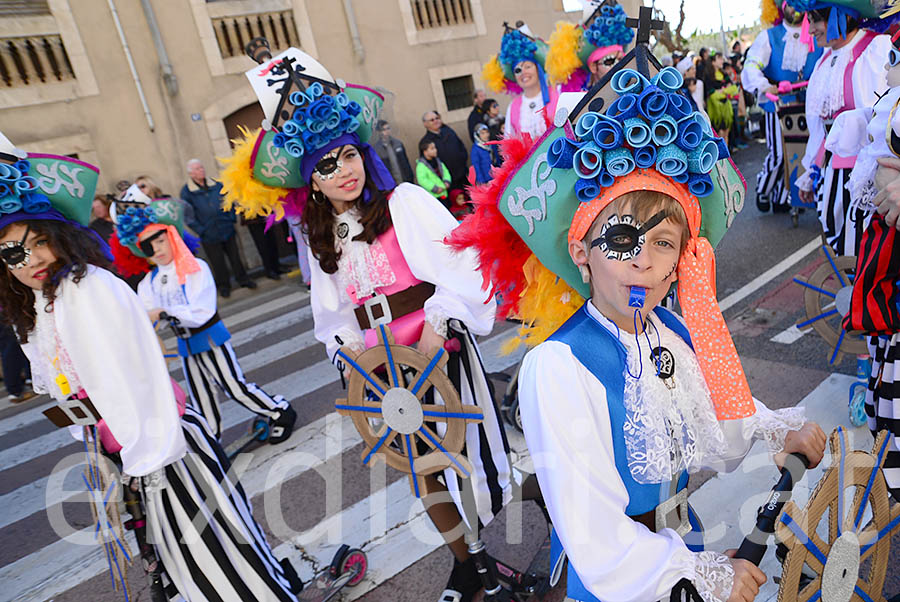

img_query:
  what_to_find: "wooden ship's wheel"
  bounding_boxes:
[793,245,867,364]
[335,324,483,498]
[775,427,900,602]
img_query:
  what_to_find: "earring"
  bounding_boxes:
[578,264,590,283]
[311,189,326,206]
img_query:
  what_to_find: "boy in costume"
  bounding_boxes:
[792,0,892,256]
[448,52,827,600]
[113,196,297,443]
[740,0,822,213]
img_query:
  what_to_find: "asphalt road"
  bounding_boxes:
[0,137,897,602]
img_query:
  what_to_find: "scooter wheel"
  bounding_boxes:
[251,417,270,442]
[340,548,368,587]
[506,398,523,433]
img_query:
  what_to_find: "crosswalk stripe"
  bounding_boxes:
[2,334,527,601]
[0,327,525,530]
[0,328,322,473]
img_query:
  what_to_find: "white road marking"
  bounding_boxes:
[769,324,811,345]
[718,238,820,312]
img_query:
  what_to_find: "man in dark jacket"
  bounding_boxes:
[373,120,414,183]
[420,111,469,196]
[466,89,488,142]
[180,159,256,298]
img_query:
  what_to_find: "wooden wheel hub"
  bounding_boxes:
[381,387,423,434]
[820,532,859,602]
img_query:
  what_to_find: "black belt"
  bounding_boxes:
[187,312,222,336]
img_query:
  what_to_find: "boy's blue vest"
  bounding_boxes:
[760,24,822,113]
[151,268,230,356]
[545,303,704,602]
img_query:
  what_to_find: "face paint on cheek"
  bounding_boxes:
[662,261,677,283]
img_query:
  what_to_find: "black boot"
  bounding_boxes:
[442,557,481,602]
[279,557,304,594]
[268,405,297,444]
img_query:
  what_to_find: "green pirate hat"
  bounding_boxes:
[116,198,187,258]
[0,145,100,228]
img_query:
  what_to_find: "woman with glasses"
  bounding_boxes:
[483,23,561,139]
[790,0,891,257]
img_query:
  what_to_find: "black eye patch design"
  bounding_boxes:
[139,229,167,256]
[589,210,667,261]
[0,225,31,270]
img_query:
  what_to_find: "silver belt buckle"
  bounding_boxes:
[656,488,691,537]
[58,397,100,426]
[363,293,392,327]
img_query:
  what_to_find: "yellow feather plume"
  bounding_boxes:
[482,55,507,94]
[545,21,583,86]
[218,126,289,222]
[761,0,780,26]
[501,254,585,354]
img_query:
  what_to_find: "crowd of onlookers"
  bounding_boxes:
[668,42,755,152]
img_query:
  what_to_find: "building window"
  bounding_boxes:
[212,10,300,59]
[0,1,51,17]
[410,0,473,30]
[0,35,75,87]
[441,75,473,112]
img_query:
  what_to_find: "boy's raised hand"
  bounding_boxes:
[775,422,827,470]
[724,550,767,602]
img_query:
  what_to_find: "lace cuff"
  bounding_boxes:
[692,551,735,602]
[425,308,449,339]
[751,405,806,454]
[332,329,365,360]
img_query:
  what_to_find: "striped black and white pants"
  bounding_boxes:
[442,321,513,528]
[144,406,299,601]
[816,156,871,257]
[181,342,288,440]
[866,335,900,503]
[756,111,790,208]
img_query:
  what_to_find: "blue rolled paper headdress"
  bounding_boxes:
[547,66,729,203]
[0,160,52,217]
[271,82,363,162]
[583,4,634,49]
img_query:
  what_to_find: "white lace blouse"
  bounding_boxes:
[518,301,805,602]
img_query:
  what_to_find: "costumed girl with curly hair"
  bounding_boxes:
[446,59,827,601]
[221,46,512,602]
[0,132,303,602]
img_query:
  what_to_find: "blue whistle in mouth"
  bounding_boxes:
[628,286,646,308]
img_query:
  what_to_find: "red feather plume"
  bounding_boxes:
[446,133,537,319]
[110,231,151,277]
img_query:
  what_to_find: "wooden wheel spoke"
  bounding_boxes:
[798,577,821,602]
[418,425,471,478]
[362,425,397,466]
[781,512,828,571]
[408,348,445,397]
[336,349,388,397]
[377,324,402,388]
[419,403,483,422]
[403,433,421,498]
[793,277,837,299]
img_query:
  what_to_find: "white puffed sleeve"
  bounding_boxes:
[55,267,186,476]
[518,341,726,602]
[390,183,497,336]
[852,35,891,111]
[741,30,773,98]
[825,107,873,159]
[308,244,366,362]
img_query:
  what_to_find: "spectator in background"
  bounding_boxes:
[471,124,495,185]
[676,54,706,116]
[0,317,33,403]
[416,139,451,207]
[696,46,710,81]
[89,194,115,243]
[467,89,488,142]
[420,110,469,196]
[484,99,505,148]
[180,159,256,298]
[373,119,414,183]
[243,216,290,281]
